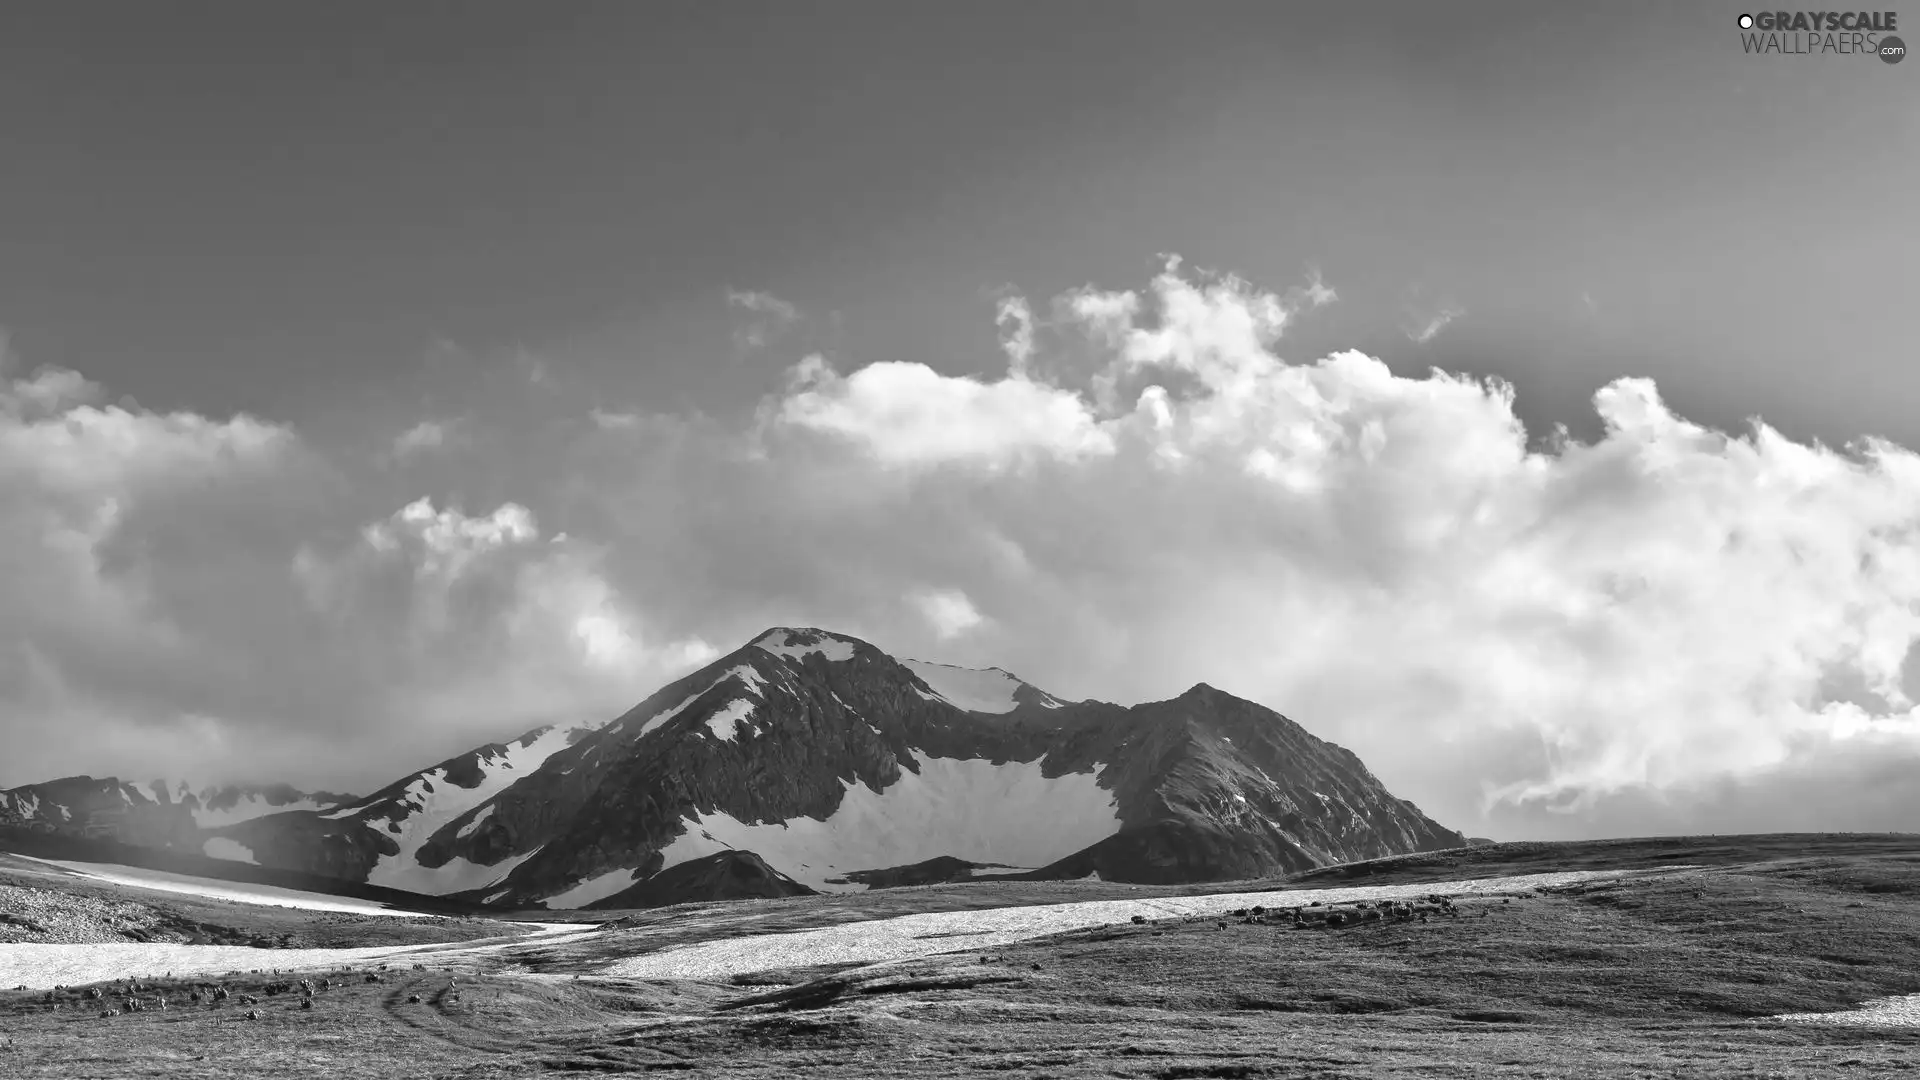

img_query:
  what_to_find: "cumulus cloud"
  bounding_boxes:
[0,354,306,784]
[0,349,715,789]
[723,258,1920,833]
[773,353,1114,470]
[12,257,1920,843]
[292,498,717,763]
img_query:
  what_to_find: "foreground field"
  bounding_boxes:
[4,834,1920,1077]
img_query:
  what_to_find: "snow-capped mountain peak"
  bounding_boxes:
[752,626,861,663]
[4,626,1467,913]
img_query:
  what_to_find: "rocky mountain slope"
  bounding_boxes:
[0,778,355,854]
[2,628,1467,909]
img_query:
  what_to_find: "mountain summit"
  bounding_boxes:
[0,627,1465,909]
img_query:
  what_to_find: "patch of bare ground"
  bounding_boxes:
[5,834,1920,1076]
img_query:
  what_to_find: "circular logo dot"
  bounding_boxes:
[1881,35,1906,63]
[1738,13,1754,28]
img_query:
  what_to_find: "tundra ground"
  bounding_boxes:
[3,834,1920,1077]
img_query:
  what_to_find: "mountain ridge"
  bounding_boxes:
[0,626,1467,909]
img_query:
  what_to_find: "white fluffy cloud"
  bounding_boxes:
[773,353,1115,469]
[289,496,716,767]
[0,353,301,783]
[912,588,986,640]
[737,258,1920,833]
[0,347,714,788]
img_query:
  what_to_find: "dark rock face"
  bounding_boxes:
[211,813,397,881]
[586,851,815,910]
[443,629,1465,907]
[835,856,1025,889]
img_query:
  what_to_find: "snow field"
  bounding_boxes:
[649,755,1121,893]
[900,660,1023,714]
[200,837,258,864]
[601,867,1694,981]
[0,923,593,990]
[1773,996,1920,1026]
[7,855,430,917]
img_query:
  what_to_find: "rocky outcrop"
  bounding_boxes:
[586,851,815,910]
[835,856,1028,889]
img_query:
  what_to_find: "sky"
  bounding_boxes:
[2,1,1918,842]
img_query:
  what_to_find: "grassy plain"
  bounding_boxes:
[5,834,1920,1077]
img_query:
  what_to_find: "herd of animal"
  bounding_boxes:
[26,964,452,1023]
[1121,891,1517,932]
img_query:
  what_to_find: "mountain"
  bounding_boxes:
[205,725,596,886]
[1,627,1468,909]
[0,777,356,856]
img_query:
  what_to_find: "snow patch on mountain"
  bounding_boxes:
[378,846,548,896]
[628,686,709,741]
[545,867,641,909]
[651,755,1121,892]
[10,855,434,918]
[705,698,756,742]
[720,663,770,696]
[457,804,496,839]
[900,660,1023,715]
[190,794,338,830]
[754,628,856,663]
[313,726,574,893]
[200,837,258,864]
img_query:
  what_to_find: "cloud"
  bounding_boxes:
[1405,302,1465,344]
[0,353,308,785]
[995,294,1036,376]
[773,353,1115,470]
[727,287,802,351]
[0,347,715,789]
[912,588,985,640]
[590,408,643,430]
[727,288,800,322]
[292,498,718,760]
[722,259,1920,833]
[12,257,1920,845]
[1291,265,1338,310]
[391,418,456,459]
